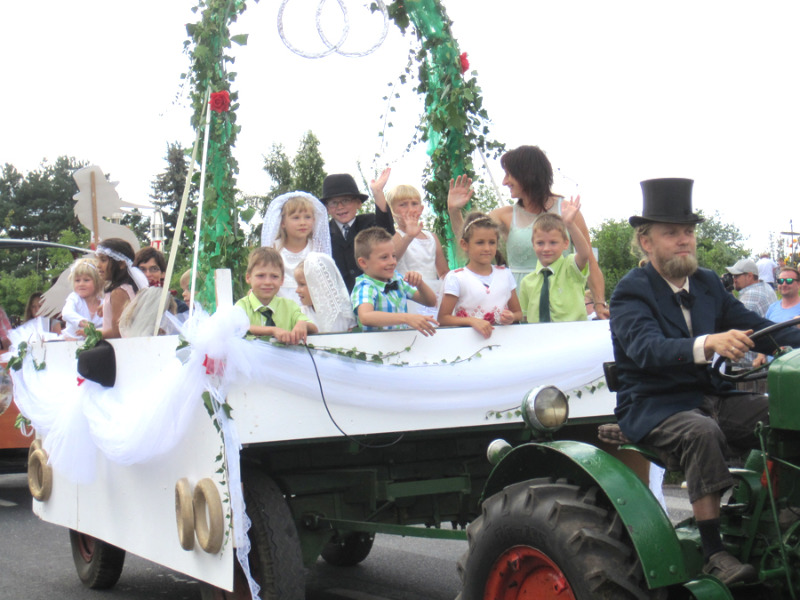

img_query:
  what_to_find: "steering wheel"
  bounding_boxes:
[713,316,800,382]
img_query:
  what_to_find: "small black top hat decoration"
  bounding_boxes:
[629,178,704,227]
[320,174,368,203]
[77,340,117,388]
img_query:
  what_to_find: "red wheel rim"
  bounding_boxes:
[485,546,576,599]
[76,533,96,563]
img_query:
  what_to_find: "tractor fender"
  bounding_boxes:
[481,440,690,589]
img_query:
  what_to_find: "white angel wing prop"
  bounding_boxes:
[38,267,74,319]
[72,165,144,251]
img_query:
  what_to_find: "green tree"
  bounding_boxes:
[150,143,198,245]
[0,157,87,279]
[591,219,640,300]
[695,210,750,274]
[591,210,750,299]
[291,131,326,198]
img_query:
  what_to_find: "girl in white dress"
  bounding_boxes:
[438,213,522,339]
[61,258,104,339]
[294,252,356,333]
[261,191,331,306]
[387,184,448,316]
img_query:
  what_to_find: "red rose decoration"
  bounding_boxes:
[483,311,495,325]
[209,90,231,113]
[456,309,468,318]
[459,52,470,74]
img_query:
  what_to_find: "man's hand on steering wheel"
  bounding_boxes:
[705,329,754,363]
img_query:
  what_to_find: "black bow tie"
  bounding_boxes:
[384,281,400,293]
[674,290,695,309]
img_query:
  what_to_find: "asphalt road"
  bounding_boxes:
[0,473,692,600]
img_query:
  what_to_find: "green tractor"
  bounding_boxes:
[458,320,800,599]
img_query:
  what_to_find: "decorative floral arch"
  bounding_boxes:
[185,0,501,310]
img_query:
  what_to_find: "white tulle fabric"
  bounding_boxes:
[302,252,356,333]
[260,190,332,256]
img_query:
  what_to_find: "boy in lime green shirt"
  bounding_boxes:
[235,247,317,344]
[518,197,590,323]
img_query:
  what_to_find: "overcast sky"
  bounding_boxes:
[1,1,798,255]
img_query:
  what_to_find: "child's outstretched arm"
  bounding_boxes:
[446,175,474,239]
[438,294,494,339]
[561,196,592,272]
[357,303,437,337]
[369,167,392,213]
[405,271,437,308]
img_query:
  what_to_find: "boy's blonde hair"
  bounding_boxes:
[354,227,393,261]
[69,258,103,293]
[180,269,192,288]
[277,196,315,248]
[533,213,568,242]
[386,184,422,212]
[247,247,284,276]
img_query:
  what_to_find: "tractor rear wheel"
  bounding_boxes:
[457,477,657,600]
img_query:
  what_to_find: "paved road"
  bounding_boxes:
[0,473,692,600]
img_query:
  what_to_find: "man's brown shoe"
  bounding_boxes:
[702,551,756,586]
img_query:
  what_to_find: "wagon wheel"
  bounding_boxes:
[69,529,126,589]
[456,478,660,600]
[320,532,375,566]
[201,469,304,600]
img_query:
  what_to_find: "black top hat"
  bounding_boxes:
[77,340,116,387]
[320,174,368,203]
[629,178,704,227]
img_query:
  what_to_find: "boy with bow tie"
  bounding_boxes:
[350,227,437,335]
[235,247,317,344]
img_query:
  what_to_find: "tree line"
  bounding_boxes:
[0,131,750,320]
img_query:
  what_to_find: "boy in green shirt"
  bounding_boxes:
[235,247,318,344]
[518,197,591,323]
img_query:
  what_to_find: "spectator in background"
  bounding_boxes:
[0,306,11,351]
[766,267,800,322]
[724,259,777,369]
[756,252,778,289]
[134,247,188,314]
[23,292,43,323]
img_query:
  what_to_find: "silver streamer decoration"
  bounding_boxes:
[278,0,389,59]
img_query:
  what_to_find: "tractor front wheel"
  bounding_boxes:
[457,477,656,600]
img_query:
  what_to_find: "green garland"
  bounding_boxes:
[184,0,501,284]
[386,0,504,267]
[185,0,253,311]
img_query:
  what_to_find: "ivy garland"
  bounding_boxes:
[384,0,505,267]
[184,0,255,311]
[184,0,502,282]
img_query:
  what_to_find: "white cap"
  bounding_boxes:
[725,259,758,276]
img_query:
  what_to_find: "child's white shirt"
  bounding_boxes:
[62,291,103,338]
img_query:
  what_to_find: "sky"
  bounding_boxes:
[1,0,798,256]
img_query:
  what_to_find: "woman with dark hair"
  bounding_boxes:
[448,145,609,319]
[95,238,148,339]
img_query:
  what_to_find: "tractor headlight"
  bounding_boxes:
[521,385,569,434]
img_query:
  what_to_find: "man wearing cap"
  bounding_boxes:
[321,170,395,292]
[610,178,800,585]
[725,259,777,369]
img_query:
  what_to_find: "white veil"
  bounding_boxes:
[260,191,331,255]
[303,252,356,333]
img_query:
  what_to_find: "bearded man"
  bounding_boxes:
[609,178,800,586]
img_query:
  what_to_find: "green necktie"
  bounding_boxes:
[259,306,275,327]
[539,269,552,323]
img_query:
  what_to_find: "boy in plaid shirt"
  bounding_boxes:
[351,227,438,335]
